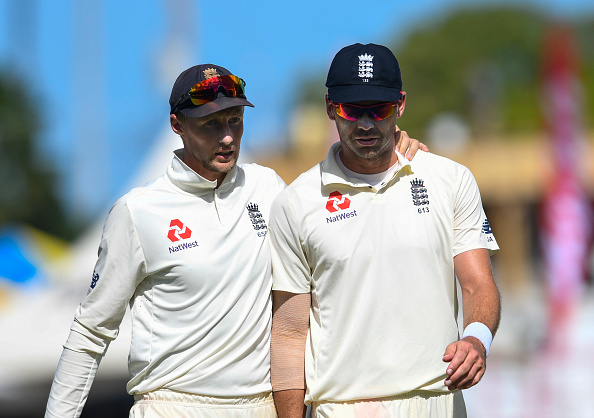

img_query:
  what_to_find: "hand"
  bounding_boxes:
[395,125,429,161]
[442,336,487,390]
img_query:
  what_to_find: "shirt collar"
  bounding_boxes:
[165,149,238,194]
[321,142,411,188]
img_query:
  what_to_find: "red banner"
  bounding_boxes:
[540,26,592,332]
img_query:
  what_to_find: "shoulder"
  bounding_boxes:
[285,163,322,193]
[107,176,166,220]
[411,151,462,169]
[410,152,475,183]
[271,163,322,214]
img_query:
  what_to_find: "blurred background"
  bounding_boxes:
[0,0,592,416]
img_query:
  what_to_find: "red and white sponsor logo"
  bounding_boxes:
[167,219,192,242]
[326,191,351,213]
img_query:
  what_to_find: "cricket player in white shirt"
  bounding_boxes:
[269,43,501,418]
[45,64,285,418]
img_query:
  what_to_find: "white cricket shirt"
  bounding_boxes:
[67,149,286,396]
[269,143,498,404]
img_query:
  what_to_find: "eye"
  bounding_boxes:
[229,116,242,124]
[205,119,219,127]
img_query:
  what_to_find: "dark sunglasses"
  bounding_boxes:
[328,97,399,121]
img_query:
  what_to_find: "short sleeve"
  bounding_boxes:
[269,190,311,294]
[453,165,499,257]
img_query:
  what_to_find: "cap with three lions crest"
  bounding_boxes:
[326,43,403,103]
[169,64,254,118]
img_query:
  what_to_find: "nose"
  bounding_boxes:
[356,112,375,130]
[220,134,233,146]
[219,124,234,146]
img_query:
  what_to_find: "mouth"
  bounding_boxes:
[355,137,378,146]
[215,150,235,161]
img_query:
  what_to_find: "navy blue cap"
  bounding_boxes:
[169,64,254,117]
[326,43,403,103]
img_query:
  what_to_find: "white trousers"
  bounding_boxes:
[129,390,277,418]
[311,390,466,418]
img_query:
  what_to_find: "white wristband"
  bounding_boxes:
[462,322,493,357]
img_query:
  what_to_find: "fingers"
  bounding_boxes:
[395,129,416,158]
[394,127,429,160]
[395,127,404,152]
[443,338,487,390]
[457,361,486,389]
[442,342,457,363]
[395,128,416,160]
[446,357,486,390]
[406,140,420,161]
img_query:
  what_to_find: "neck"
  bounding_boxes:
[214,175,225,189]
[181,152,227,188]
[338,146,399,174]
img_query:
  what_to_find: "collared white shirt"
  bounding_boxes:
[269,143,498,403]
[68,149,286,396]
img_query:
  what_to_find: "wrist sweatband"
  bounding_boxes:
[462,322,493,356]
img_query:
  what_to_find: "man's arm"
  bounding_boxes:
[45,342,103,418]
[46,199,146,417]
[443,248,500,390]
[271,290,310,418]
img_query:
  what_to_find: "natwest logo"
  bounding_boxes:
[326,191,351,213]
[167,219,192,242]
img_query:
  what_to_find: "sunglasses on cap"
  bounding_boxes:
[328,96,400,122]
[171,75,247,113]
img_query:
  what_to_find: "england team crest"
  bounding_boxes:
[246,202,267,236]
[410,178,429,206]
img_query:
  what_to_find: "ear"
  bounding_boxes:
[396,91,407,118]
[170,114,183,135]
[325,95,336,121]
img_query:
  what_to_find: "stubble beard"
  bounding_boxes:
[206,152,238,174]
[189,146,240,178]
[338,126,394,163]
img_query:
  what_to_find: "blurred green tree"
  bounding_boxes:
[0,72,78,240]
[575,18,594,128]
[392,7,548,138]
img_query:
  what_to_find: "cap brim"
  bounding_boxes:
[179,96,254,118]
[328,85,402,103]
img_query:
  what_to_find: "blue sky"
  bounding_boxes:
[0,0,593,224]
